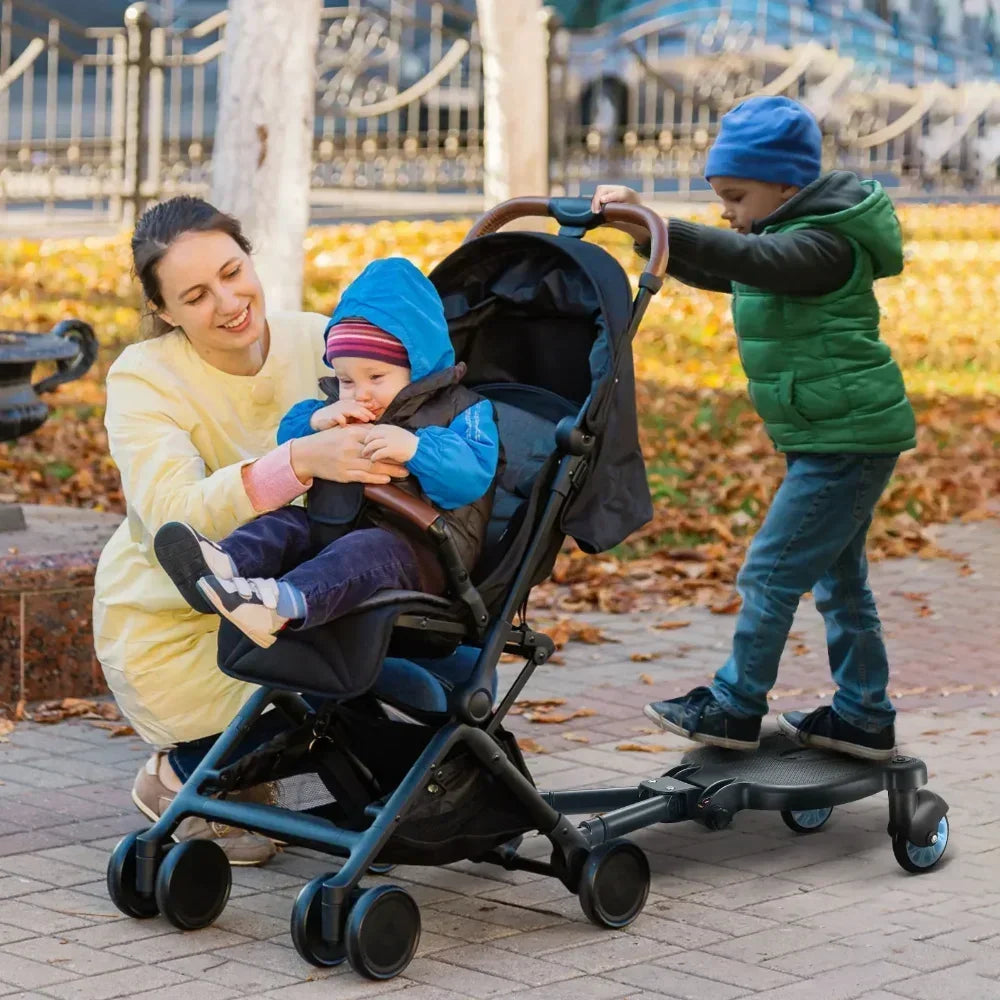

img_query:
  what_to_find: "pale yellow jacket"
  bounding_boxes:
[93,311,329,746]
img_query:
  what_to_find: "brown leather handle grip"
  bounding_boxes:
[364,483,441,532]
[463,196,669,286]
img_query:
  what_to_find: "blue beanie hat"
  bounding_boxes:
[705,96,822,189]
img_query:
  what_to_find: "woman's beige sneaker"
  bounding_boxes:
[131,753,278,867]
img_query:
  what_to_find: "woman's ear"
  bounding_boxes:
[157,308,178,329]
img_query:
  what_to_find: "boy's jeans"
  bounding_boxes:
[711,452,898,732]
[219,506,422,630]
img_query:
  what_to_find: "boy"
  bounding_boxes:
[592,96,914,760]
[155,257,500,648]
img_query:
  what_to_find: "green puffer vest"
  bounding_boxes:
[731,174,916,453]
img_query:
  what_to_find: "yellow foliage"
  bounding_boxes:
[0,204,998,396]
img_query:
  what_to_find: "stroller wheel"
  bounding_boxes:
[345,885,421,980]
[290,873,350,967]
[781,807,834,833]
[107,831,161,919]
[892,815,950,874]
[155,839,231,930]
[578,839,650,929]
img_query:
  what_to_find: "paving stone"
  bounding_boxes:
[436,943,577,985]
[0,952,79,990]
[106,927,253,963]
[42,966,188,1000]
[0,939,135,977]
[606,962,751,999]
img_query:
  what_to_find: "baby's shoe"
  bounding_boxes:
[131,753,278,867]
[778,706,895,761]
[644,686,761,751]
[196,575,289,649]
[154,522,237,613]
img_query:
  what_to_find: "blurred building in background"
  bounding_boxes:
[1,0,999,222]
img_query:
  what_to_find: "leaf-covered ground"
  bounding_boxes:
[1,205,998,612]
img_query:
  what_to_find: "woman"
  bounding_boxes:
[94,196,404,864]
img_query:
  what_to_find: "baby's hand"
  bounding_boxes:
[591,185,641,213]
[309,400,376,431]
[361,424,419,464]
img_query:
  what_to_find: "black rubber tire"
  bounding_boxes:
[290,873,350,968]
[578,839,650,929]
[892,815,950,874]
[780,807,834,834]
[345,885,421,980]
[107,831,161,919]
[154,839,231,930]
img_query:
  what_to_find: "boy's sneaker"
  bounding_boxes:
[196,574,288,649]
[131,754,278,867]
[643,686,761,751]
[154,522,236,613]
[777,706,895,761]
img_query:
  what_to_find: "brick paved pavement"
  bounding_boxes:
[1,517,998,999]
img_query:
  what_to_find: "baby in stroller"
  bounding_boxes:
[154,256,501,648]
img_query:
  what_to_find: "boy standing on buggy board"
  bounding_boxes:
[593,96,915,761]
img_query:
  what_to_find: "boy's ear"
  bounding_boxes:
[778,184,800,203]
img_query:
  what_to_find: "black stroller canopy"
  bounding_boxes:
[431,232,651,556]
[431,232,634,417]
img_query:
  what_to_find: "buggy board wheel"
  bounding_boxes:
[578,838,650,929]
[154,839,231,930]
[781,807,834,833]
[893,815,949,873]
[107,831,161,918]
[368,862,395,874]
[345,885,421,980]
[290,873,349,967]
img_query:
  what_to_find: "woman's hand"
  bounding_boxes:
[590,185,641,213]
[309,399,376,430]
[361,424,419,464]
[290,424,408,484]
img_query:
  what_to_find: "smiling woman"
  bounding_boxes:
[92,196,406,866]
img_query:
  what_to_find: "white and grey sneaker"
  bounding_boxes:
[196,574,289,649]
[154,521,237,613]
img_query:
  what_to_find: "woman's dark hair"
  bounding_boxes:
[131,195,252,337]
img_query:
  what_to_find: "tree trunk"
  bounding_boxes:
[211,0,321,312]
[476,0,550,206]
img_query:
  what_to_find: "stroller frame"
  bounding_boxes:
[108,197,949,982]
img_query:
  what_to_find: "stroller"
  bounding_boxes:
[107,198,949,981]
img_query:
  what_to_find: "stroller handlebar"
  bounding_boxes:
[464,196,668,288]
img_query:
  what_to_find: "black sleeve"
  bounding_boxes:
[636,220,855,296]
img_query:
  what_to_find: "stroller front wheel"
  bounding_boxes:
[345,884,421,980]
[290,873,349,967]
[578,838,650,929]
[107,831,162,919]
[155,839,231,930]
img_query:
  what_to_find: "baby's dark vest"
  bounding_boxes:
[306,362,499,593]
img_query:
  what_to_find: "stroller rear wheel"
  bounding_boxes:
[345,884,421,980]
[107,831,161,919]
[155,839,231,930]
[578,839,650,929]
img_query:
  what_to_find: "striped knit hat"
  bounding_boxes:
[324,317,409,368]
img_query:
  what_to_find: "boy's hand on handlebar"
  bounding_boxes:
[591,185,641,213]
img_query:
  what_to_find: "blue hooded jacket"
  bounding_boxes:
[277,258,499,510]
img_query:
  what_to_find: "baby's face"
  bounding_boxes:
[334,356,411,419]
[709,177,800,234]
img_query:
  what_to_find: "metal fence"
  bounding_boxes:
[548,2,1000,199]
[1,0,998,223]
[0,0,485,221]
